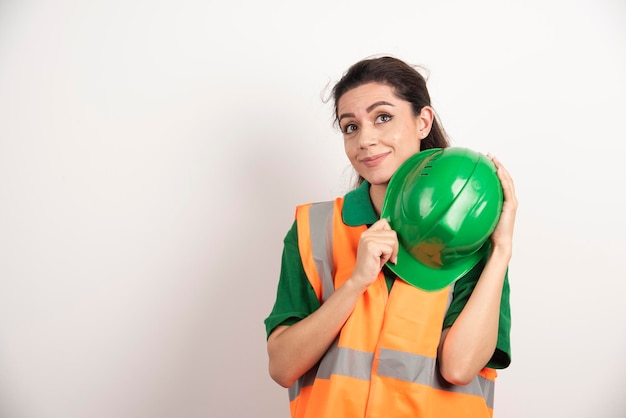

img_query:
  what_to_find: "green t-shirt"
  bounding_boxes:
[264,181,511,369]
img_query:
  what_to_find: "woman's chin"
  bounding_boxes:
[363,173,393,187]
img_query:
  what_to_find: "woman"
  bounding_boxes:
[265,56,517,417]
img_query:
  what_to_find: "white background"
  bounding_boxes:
[1,0,625,417]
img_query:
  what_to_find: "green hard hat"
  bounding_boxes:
[380,147,503,291]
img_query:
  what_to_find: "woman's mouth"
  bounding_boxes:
[361,152,390,167]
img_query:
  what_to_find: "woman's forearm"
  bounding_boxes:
[438,245,511,385]
[267,278,366,388]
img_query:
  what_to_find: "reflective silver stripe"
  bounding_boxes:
[377,347,436,386]
[290,345,494,408]
[377,348,495,409]
[308,201,336,302]
[289,201,336,402]
[433,371,495,410]
[289,338,373,401]
[317,339,374,381]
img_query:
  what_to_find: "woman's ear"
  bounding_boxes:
[416,106,435,139]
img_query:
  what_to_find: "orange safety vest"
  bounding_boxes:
[290,198,497,418]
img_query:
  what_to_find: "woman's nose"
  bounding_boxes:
[358,124,378,148]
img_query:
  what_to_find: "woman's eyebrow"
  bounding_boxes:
[366,101,395,113]
[338,101,395,123]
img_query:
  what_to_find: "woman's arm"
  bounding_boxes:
[438,155,518,385]
[267,278,365,388]
[267,218,398,388]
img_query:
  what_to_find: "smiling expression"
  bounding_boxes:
[337,82,432,199]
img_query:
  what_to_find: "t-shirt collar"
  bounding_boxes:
[342,180,380,226]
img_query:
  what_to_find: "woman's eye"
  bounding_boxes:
[376,114,393,124]
[343,124,357,134]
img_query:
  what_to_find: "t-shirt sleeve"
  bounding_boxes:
[264,220,321,340]
[442,256,512,369]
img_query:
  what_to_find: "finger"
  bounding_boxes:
[375,242,397,267]
[390,236,399,265]
[375,235,399,265]
[361,232,398,251]
[368,235,399,265]
[487,153,505,172]
[369,217,392,231]
[496,165,517,202]
[488,154,516,196]
[361,228,399,265]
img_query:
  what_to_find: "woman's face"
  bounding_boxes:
[337,82,431,188]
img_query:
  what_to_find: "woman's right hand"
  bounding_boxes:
[350,218,399,291]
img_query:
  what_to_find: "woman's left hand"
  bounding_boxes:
[487,154,518,252]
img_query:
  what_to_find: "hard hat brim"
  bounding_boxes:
[385,240,488,291]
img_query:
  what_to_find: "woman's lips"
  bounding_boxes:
[361,152,390,167]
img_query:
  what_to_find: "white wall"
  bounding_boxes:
[1,0,625,417]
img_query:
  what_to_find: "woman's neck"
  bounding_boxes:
[369,183,388,217]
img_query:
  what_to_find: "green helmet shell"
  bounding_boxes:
[380,147,503,291]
